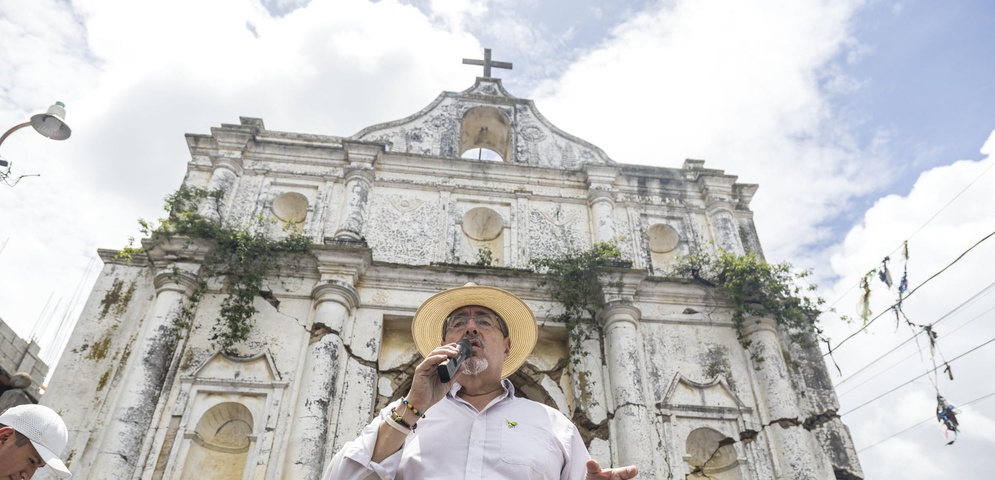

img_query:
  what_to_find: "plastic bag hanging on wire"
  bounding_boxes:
[936,395,960,445]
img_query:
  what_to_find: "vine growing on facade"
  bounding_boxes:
[119,185,312,352]
[528,241,625,364]
[669,249,834,360]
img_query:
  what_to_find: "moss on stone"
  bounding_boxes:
[99,279,129,318]
[97,369,111,391]
[87,334,113,361]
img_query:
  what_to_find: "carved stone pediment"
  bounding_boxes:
[662,374,749,413]
[186,350,282,386]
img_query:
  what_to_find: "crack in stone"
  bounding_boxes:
[685,409,862,479]
[339,337,377,370]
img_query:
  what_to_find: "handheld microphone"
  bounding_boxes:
[437,339,472,383]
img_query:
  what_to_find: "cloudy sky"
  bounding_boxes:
[1,0,993,478]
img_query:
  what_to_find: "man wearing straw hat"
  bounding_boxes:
[326,283,638,479]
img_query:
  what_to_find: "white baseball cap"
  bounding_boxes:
[0,404,71,478]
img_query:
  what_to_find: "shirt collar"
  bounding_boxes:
[448,378,516,399]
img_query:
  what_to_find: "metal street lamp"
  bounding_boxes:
[0,101,72,186]
[0,101,72,147]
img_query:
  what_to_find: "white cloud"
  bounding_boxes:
[428,0,487,31]
[0,0,482,356]
[824,130,995,479]
[530,0,881,262]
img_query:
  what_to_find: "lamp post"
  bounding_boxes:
[0,101,72,185]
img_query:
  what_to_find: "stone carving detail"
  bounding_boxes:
[527,205,590,260]
[355,92,614,169]
[364,194,445,264]
[386,196,425,214]
[369,290,389,306]
[470,82,499,96]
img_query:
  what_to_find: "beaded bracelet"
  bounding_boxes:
[390,407,415,431]
[401,397,426,418]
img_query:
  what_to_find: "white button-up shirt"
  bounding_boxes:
[325,379,591,480]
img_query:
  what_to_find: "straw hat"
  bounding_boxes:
[411,283,537,378]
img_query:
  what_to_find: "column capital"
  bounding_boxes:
[583,164,619,186]
[342,165,375,184]
[211,155,243,176]
[311,281,360,315]
[587,188,615,205]
[740,316,778,338]
[342,141,383,166]
[596,301,641,330]
[152,269,200,296]
[311,243,372,284]
[142,236,214,266]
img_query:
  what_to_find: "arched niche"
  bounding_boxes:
[271,192,309,226]
[459,106,511,162]
[686,427,743,479]
[459,206,505,266]
[181,402,254,479]
[647,222,681,272]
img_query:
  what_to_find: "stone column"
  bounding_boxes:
[90,268,198,476]
[597,302,656,474]
[332,142,381,241]
[742,318,834,480]
[282,281,359,480]
[333,167,374,240]
[585,165,619,244]
[198,157,241,222]
[588,190,617,244]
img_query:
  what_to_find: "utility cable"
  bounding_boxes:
[824,157,995,312]
[837,304,995,397]
[840,334,995,416]
[835,281,995,388]
[826,228,995,355]
[856,390,995,453]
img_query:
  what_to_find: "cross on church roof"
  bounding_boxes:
[462,48,513,78]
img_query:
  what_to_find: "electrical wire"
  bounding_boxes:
[823,157,995,312]
[826,228,995,355]
[856,390,995,453]
[840,334,995,416]
[835,281,995,389]
[837,304,995,398]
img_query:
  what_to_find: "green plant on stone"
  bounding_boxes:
[669,249,832,363]
[475,246,494,266]
[529,241,624,365]
[120,185,312,353]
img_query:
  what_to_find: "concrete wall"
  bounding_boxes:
[0,316,49,400]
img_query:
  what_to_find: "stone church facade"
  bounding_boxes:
[41,75,863,479]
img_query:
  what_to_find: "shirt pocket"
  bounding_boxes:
[499,423,559,475]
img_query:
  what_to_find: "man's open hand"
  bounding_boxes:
[586,459,638,479]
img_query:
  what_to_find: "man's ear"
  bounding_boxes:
[504,337,511,358]
[0,427,14,444]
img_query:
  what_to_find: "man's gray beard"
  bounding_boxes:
[462,357,488,376]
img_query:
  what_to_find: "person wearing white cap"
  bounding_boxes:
[325,283,638,479]
[0,404,72,479]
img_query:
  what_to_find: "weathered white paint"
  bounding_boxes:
[743,318,835,480]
